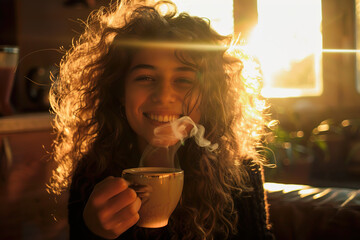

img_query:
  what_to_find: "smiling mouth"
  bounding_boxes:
[143,113,182,123]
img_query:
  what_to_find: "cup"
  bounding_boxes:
[122,167,184,228]
[0,46,19,116]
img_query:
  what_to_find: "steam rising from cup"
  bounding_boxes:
[139,116,218,168]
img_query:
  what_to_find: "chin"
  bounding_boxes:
[150,139,180,148]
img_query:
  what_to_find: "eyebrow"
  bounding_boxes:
[129,64,196,73]
[175,66,196,72]
[129,64,155,73]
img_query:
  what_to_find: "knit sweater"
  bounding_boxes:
[68,163,274,240]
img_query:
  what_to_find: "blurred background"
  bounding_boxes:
[1,0,359,239]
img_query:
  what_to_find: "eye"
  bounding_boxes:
[134,75,155,82]
[176,78,193,84]
[175,77,196,86]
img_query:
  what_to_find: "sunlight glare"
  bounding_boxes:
[246,0,323,98]
[264,182,309,193]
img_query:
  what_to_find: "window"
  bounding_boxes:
[162,0,324,98]
[247,0,323,98]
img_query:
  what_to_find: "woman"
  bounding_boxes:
[48,1,274,239]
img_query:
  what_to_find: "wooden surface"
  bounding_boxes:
[0,112,53,134]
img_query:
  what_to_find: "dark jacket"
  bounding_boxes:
[68,162,274,240]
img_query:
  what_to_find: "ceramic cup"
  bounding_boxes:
[122,167,184,228]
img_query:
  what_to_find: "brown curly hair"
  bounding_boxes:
[48,1,270,239]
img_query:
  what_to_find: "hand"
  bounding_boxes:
[83,176,141,239]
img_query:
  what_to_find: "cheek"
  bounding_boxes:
[124,85,142,111]
[124,88,140,126]
[125,94,141,121]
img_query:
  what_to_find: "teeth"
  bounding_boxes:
[147,114,178,123]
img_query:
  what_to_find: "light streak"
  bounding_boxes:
[113,40,360,54]
[322,49,360,53]
[114,39,228,51]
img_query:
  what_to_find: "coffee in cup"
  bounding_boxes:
[122,167,183,228]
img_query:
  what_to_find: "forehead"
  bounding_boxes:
[129,48,197,69]
[131,48,175,62]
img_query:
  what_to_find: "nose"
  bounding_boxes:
[151,79,176,103]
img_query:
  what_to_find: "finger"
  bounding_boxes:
[96,177,129,194]
[110,213,140,237]
[117,213,140,232]
[95,197,141,238]
[111,197,142,224]
[106,187,138,212]
[92,177,129,205]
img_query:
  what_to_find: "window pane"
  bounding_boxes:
[247,0,323,98]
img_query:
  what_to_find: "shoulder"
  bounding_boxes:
[232,160,275,239]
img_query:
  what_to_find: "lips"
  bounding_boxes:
[143,113,181,123]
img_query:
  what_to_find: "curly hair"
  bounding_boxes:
[48,1,269,239]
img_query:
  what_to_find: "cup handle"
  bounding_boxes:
[129,184,152,204]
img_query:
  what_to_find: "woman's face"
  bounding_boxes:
[124,49,201,151]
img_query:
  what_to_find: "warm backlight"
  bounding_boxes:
[247,0,323,98]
